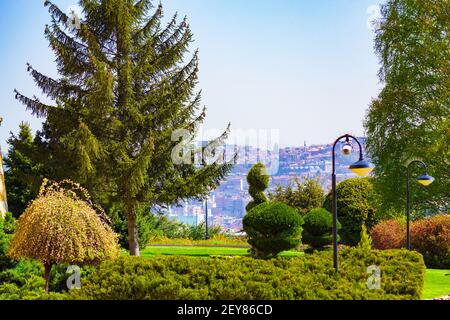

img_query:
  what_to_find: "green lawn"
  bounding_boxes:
[141,246,303,258]
[142,245,448,300]
[423,269,450,300]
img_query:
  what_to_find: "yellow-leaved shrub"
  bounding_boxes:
[8,179,120,291]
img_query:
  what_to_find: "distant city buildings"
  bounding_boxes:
[166,138,368,235]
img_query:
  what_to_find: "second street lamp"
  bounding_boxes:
[205,195,209,240]
[331,134,374,273]
[406,161,434,250]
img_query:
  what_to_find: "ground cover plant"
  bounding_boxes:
[140,246,303,258]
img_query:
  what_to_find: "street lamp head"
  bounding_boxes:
[349,159,374,177]
[342,141,353,155]
[417,174,434,187]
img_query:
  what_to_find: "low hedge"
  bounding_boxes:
[67,248,425,300]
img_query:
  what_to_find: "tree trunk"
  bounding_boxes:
[127,206,140,256]
[44,263,52,293]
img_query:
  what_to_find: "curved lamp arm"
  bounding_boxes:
[407,160,428,174]
[332,134,364,173]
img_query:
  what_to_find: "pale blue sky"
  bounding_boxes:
[0,0,385,148]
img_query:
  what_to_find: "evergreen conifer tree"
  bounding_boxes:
[4,123,44,218]
[14,0,233,255]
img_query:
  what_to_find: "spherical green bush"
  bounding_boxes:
[303,208,341,250]
[246,163,269,212]
[243,202,303,259]
[304,208,335,236]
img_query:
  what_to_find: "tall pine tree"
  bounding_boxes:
[14,0,233,256]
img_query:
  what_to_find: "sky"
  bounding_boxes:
[0,0,385,149]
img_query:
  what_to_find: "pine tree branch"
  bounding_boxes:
[156,16,189,53]
[133,2,163,42]
[154,13,179,45]
[14,90,57,118]
[46,1,115,62]
[134,17,191,85]
[45,28,92,79]
[142,51,198,99]
[44,0,71,25]
[169,50,199,88]
[46,22,89,56]
[134,0,154,15]
[126,135,155,197]
[26,63,87,99]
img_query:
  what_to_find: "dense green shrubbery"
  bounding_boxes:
[302,208,340,250]
[112,209,223,249]
[243,202,303,259]
[0,213,15,270]
[246,163,269,212]
[269,178,324,215]
[323,178,380,246]
[111,209,168,248]
[0,259,96,300]
[67,248,425,300]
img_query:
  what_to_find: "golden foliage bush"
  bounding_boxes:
[8,179,120,267]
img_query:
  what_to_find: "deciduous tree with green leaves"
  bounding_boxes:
[364,0,449,214]
[14,0,233,256]
[269,177,324,215]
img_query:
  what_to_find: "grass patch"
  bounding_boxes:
[423,269,450,300]
[148,236,249,247]
[141,246,303,258]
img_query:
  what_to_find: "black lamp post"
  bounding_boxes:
[332,134,373,273]
[205,196,209,240]
[406,160,434,250]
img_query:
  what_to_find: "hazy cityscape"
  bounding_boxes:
[166,138,367,234]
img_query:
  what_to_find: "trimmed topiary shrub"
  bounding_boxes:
[302,208,340,250]
[323,178,380,246]
[243,202,303,259]
[66,248,426,300]
[410,214,450,269]
[246,163,269,212]
[8,180,120,292]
